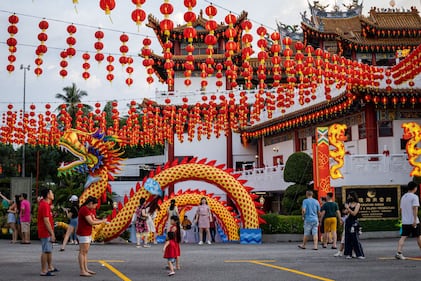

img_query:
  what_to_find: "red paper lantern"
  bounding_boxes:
[132,9,146,26]
[99,0,115,15]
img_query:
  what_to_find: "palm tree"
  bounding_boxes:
[55,83,92,127]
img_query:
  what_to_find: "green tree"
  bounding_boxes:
[282,152,313,214]
[55,83,92,127]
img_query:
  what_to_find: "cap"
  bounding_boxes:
[69,195,78,202]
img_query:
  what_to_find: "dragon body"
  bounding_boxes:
[328,124,347,179]
[402,122,421,177]
[58,130,262,242]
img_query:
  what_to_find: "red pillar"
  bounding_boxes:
[365,103,378,154]
[226,128,233,169]
[371,53,376,66]
[294,130,301,152]
[257,137,264,168]
[168,142,175,195]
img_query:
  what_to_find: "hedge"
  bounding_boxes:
[260,214,303,234]
[260,214,400,234]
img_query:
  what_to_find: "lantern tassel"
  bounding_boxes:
[108,15,113,24]
[74,5,78,14]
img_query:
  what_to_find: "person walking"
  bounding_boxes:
[146,198,160,245]
[344,191,365,259]
[395,181,421,260]
[135,198,150,248]
[38,189,58,276]
[195,197,213,245]
[168,215,181,270]
[20,193,31,244]
[298,190,321,250]
[0,192,18,243]
[209,214,217,243]
[320,192,341,249]
[77,196,107,277]
[163,231,177,276]
[60,195,79,251]
[166,199,179,230]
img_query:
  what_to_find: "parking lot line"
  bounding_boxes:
[225,260,334,281]
[98,260,131,281]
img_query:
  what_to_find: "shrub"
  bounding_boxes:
[284,152,313,184]
[359,219,400,232]
[260,214,303,234]
[281,184,307,215]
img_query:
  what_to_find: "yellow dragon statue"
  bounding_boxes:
[402,122,421,177]
[328,124,347,179]
[58,129,263,242]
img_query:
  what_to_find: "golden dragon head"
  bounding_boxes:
[328,123,347,142]
[57,129,123,179]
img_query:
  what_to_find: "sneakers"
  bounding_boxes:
[143,244,151,248]
[334,251,343,257]
[395,253,406,260]
[168,271,175,276]
[357,256,366,260]
[345,255,352,259]
[207,241,212,245]
[198,241,203,245]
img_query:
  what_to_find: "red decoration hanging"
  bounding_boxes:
[160,0,174,87]
[6,14,19,73]
[82,52,90,80]
[34,19,49,77]
[125,56,134,87]
[142,38,154,84]
[119,33,129,66]
[106,55,114,83]
[99,0,115,15]
[224,13,238,88]
[270,31,281,88]
[241,20,253,89]
[256,26,267,90]
[66,24,77,58]
[131,0,146,30]
[183,0,197,87]
[204,4,218,89]
[59,50,68,78]
[94,29,105,63]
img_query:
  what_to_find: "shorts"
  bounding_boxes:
[324,217,337,232]
[41,237,53,253]
[401,224,421,237]
[167,258,176,263]
[21,222,30,232]
[77,235,92,244]
[340,231,345,244]
[7,213,16,224]
[69,218,78,228]
[304,221,319,236]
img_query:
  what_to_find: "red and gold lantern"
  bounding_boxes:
[106,55,114,83]
[59,50,68,78]
[99,0,115,15]
[66,24,77,58]
[6,14,19,73]
[82,52,90,80]
[94,29,105,63]
[131,0,146,29]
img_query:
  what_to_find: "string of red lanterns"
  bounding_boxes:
[6,14,19,73]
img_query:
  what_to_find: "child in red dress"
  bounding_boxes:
[163,231,177,276]
[168,215,181,270]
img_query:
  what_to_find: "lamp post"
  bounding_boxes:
[20,64,30,178]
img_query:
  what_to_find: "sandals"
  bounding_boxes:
[40,272,55,277]
[297,245,306,249]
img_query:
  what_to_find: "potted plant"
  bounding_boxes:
[0,215,8,235]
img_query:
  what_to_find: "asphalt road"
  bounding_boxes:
[0,238,420,281]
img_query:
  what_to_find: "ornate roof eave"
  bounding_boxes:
[241,91,351,133]
[301,21,338,37]
[338,35,421,48]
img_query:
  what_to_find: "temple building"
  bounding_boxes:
[301,1,421,65]
[126,1,421,213]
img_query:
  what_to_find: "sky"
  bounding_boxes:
[0,0,420,116]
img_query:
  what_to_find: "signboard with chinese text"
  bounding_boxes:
[342,185,401,220]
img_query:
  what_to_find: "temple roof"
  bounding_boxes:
[362,7,421,30]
